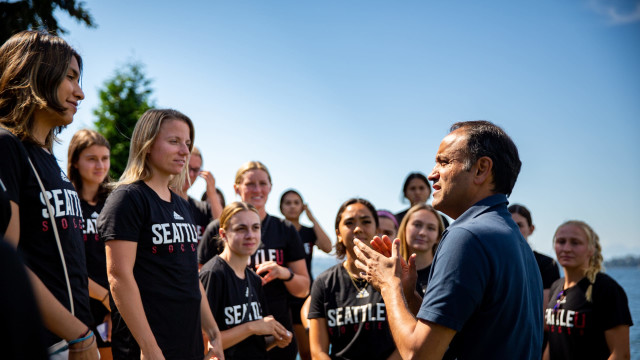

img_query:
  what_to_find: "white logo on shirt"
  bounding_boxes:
[173,211,184,220]
[60,171,70,182]
[91,211,99,218]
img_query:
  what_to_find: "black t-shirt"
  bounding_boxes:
[308,263,396,360]
[416,264,432,296]
[545,273,633,360]
[298,225,318,277]
[0,176,10,236]
[534,251,560,289]
[0,239,48,359]
[97,181,203,360]
[199,218,221,264]
[200,214,305,360]
[200,256,269,360]
[81,200,108,289]
[0,128,91,347]
[188,196,212,241]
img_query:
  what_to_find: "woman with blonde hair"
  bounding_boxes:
[68,129,113,359]
[0,30,97,358]
[199,161,309,360]
[200,201,292,360]
[397,204,444,296]
[97,109,223,359]
[543,220,632,360]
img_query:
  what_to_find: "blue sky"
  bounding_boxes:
[52,0,639,260]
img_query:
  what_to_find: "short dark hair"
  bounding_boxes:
[450,120,521,196]
[508,204,532,227]
[334,198,378,259]
[401,172,431,202]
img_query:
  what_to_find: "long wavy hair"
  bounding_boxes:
[397,204,444,262]
[0,30,82,150]
[117,109,194,191]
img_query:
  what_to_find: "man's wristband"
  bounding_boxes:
[283,268,294,282]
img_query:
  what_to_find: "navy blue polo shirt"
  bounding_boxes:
[418,194,543,359]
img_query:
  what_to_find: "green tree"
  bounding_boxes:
[1,0,95,44]
[94,62,155,179]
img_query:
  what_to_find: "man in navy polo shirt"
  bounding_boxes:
[354,121,543,359]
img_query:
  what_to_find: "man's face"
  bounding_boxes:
[428,129,474,219]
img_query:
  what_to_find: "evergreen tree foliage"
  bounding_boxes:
[94,62,154,179]
[1,0,95,44]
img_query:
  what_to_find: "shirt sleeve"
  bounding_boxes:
[97,186,145,242]
[307,275,326,319]
[198,220,220,265]
[0,132,28,204]
[594,275,634,331]
[540,257,561,289]
[284,223,306,263]
[199,267,220,315]
[417,227,490,331]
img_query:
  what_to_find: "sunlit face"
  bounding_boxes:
[511,212,534,240]
[221,210,261,257]
[336,203,377,262]
[34,56,85,128]
[554,224,594,271]
[281,192,303,220]
[234,169,271,210]
[377,216,398,239]
[428,130,474,219]
[75,145,110,186]
[405,178,431,205]
[147,119,191,178]
[406,209,440,255]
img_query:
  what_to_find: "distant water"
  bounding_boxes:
[607,267,639,359]
[311,255,639,357]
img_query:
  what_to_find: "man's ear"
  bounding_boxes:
[233,184,240,196]
[474,156,493,185]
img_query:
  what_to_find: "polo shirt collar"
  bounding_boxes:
[453,193,509,225]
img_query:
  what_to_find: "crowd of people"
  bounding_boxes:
[0,30,633,360]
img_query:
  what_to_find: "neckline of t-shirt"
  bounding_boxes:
[218,255,249,282]
[139,180,175,205]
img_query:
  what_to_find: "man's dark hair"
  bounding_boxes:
[450,120,521,196]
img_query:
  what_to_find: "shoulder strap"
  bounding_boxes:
[27,157,75,316]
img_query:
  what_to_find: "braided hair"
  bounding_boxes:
[554,220,604,302]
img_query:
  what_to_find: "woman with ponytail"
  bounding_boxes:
[543,221,632,360]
